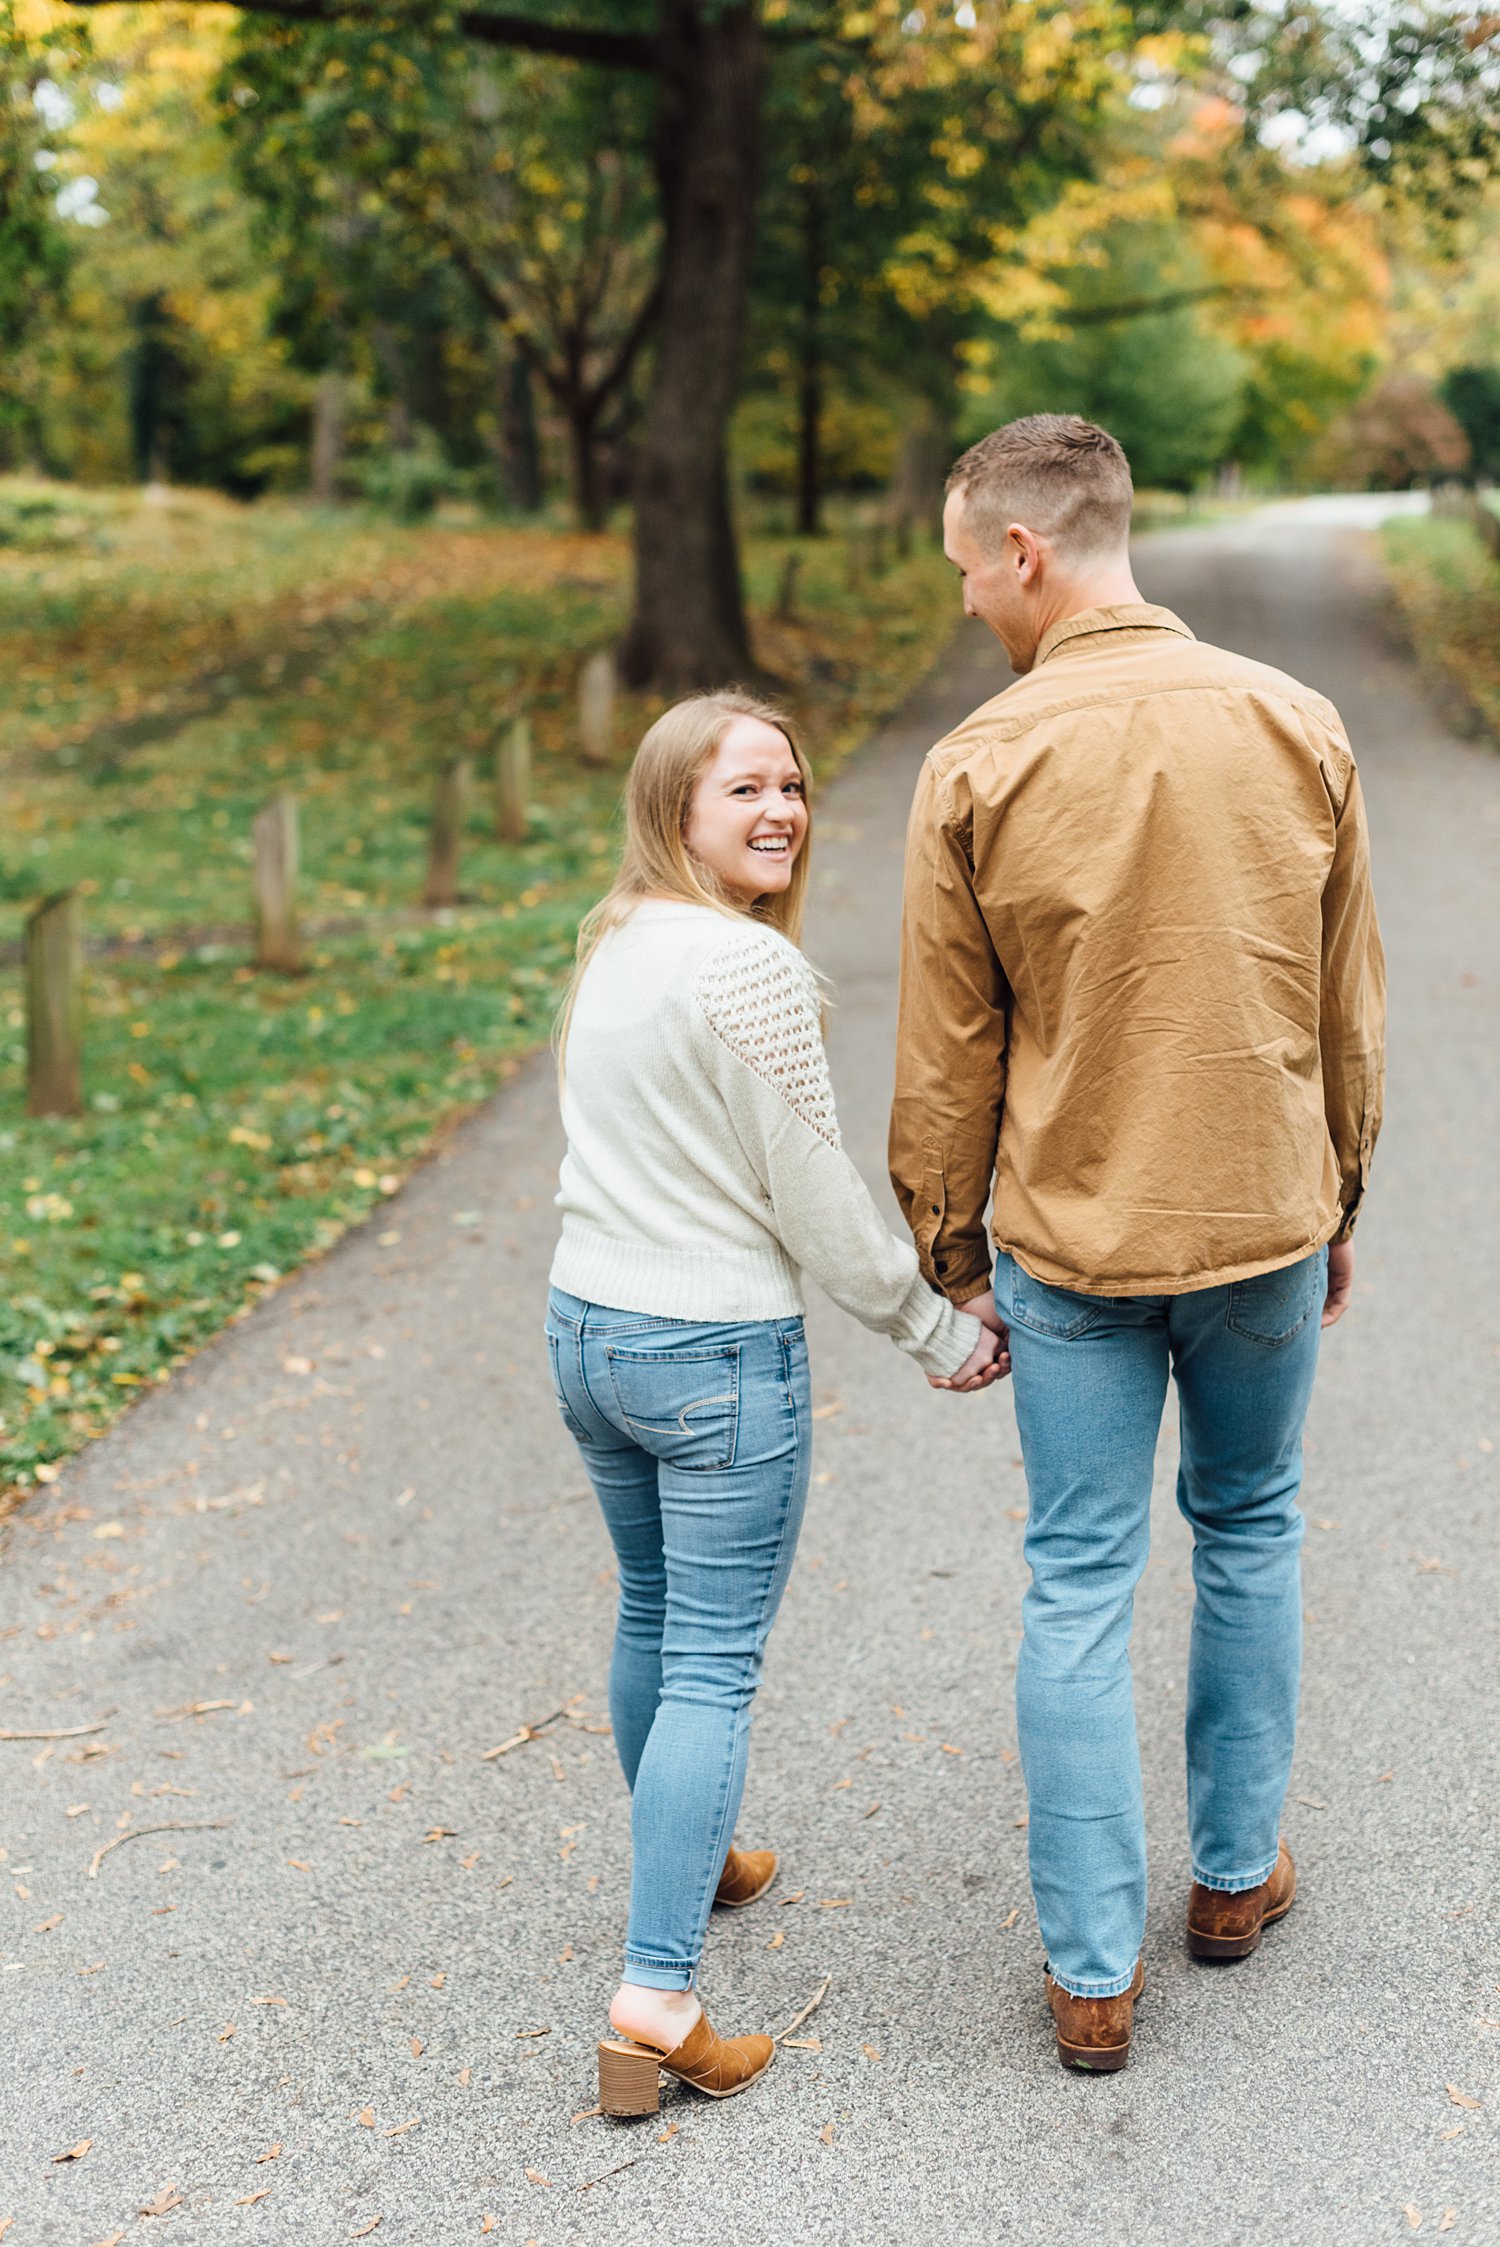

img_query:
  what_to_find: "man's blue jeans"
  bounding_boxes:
[545,1288,811,1990]
[993,1247,1326,1998]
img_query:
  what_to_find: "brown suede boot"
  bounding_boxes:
[1044,1957,1145,2073]
[597,2011,776,2115]
[713,1845,777,1909]
[1187,1838,1296,1960]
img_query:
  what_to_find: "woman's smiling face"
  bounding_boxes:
[683,715,808,906]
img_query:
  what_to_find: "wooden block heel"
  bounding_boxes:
[598,2038,661,2117]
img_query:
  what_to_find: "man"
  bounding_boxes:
[890,415,1385,2072]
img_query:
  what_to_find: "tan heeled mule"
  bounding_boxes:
[597,2011,776,2116]
[713,1844,777,1909]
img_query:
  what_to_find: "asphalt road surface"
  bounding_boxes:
[3,498,1497,2246]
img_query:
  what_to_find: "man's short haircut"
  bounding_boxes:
[947,414,1133,558]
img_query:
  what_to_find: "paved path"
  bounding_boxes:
[3,500,1497,2245]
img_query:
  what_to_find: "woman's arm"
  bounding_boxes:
[692,932,980,1380]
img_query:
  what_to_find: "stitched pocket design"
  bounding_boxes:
[1004,1270,1107,1341]
[1226,1255,1322,1348]
[546,1328,592,1443]
[605,1343,742,1471]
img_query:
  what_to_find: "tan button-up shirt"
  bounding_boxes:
[890,604,1386,1299]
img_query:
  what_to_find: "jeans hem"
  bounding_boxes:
[1045,1961,1139,2000]
[1190,1852,1279,1894]
[622,1958,694,1992]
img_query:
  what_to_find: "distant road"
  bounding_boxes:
[2,497,1496,2244]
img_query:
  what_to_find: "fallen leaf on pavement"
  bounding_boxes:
[1439,2216,1457,2234]
[571,2106,603,2124]
[409,2038,424,2059]
[457,2067,472,2087]
[784,2036,822,2052]
[139,2186,184,2216]
[287,1859,312,1872]
[355,2107,375,2128]
[862,2045,881,2062]
[33,1914,63,1933]
[256,2143,283,2163]
[52,2139,92,2163]
[236,2191,271,2206]
[524,2169,551,2186]
[90,2235,125,2247]
[1446,2085,1482,2109]
[1406,2209,1423,2232]
[819,1898,851,1909]
[514,2026,551,2040]
[0,2221,12,2240]
[940,1743,964,1756]
[384,2119,420,2138]
[1439,2127,1464,2141]
[766,1931,785,1950]
[219,2024,238,2042]
[430,1972,446,1989]
[423,1828,458,1844]
[480,2220,497,2235]
[819,2124,835,2146]
[351,2223,382,2239]
[1000,1908,1021,1930]
[251,1997,287,2009]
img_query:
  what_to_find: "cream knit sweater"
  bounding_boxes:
[551,901,972,1379]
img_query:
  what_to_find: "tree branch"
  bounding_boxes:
[65,0,658,72]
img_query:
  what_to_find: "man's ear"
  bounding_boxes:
[1007,523,1043,585]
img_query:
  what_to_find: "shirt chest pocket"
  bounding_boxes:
[605,1343,742,1471]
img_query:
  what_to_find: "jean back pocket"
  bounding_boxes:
[605,1342,742,1471]
[1226,1253,1323,1347]
[1004,1268,1108,1341]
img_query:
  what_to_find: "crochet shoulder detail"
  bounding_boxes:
[692,929,842,1151]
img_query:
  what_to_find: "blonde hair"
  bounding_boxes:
[556,689,813,1059]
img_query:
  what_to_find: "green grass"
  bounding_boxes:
[1381,512,1500,743]
[1,485,960,1504]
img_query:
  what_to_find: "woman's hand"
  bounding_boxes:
[928,1299,1012,1393]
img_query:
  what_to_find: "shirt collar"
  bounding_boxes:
[1033,603,1196,670]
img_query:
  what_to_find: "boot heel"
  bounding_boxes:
[598,2038,661,2117]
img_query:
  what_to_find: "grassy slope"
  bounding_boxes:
[1,486,959,1504]
[1380,511,1500,743]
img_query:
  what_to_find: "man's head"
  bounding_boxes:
[943,414,1139,672]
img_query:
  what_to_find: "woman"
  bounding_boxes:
[546,690,1002,2117]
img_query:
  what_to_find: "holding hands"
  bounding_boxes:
[928,1289,1011,1394]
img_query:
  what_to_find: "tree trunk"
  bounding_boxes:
[310,371,347,503]
[500,348,543,513]
[619,0,764,690]
[567,395,607,531]
[796,182,824,538]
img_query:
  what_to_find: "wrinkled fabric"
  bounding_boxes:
[890,604,1386,1299]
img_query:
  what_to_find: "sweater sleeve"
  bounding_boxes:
[691,932,974,1379]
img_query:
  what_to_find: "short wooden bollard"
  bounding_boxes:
[495,716,530,845]
[578,650,615,768]
[253,794,302,972]
[424,755,472,907]
[25,888,83,1117]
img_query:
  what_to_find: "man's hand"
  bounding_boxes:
[927,1291,1012,1392]
[1322,1240,1355,1327]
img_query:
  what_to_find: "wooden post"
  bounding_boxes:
[869,519,889,576]
[775,552,801,622]
[424,755,472,907]
[25,888,83,1118]
[494,716,530,845]
[844,525,866,592]
[253,794,302,973]
[578,650,615,767]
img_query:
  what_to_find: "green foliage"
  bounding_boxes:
[963,227,1247,489]
[0,1,82,438]
[1381,512,1500,740]
[1440,363,1500,481]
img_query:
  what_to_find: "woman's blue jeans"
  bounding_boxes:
[545,1288,811,1991]
[993,1248,1326,1999]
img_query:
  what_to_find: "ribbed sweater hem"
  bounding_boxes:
[550,1222,805,1324]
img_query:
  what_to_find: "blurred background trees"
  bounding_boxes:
[1,0,1495,680]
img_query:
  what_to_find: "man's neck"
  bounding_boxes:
[1037,555,1143,642]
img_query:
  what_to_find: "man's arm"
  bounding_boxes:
[1320,754,1386,1265]
[889,754,1010,1304]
